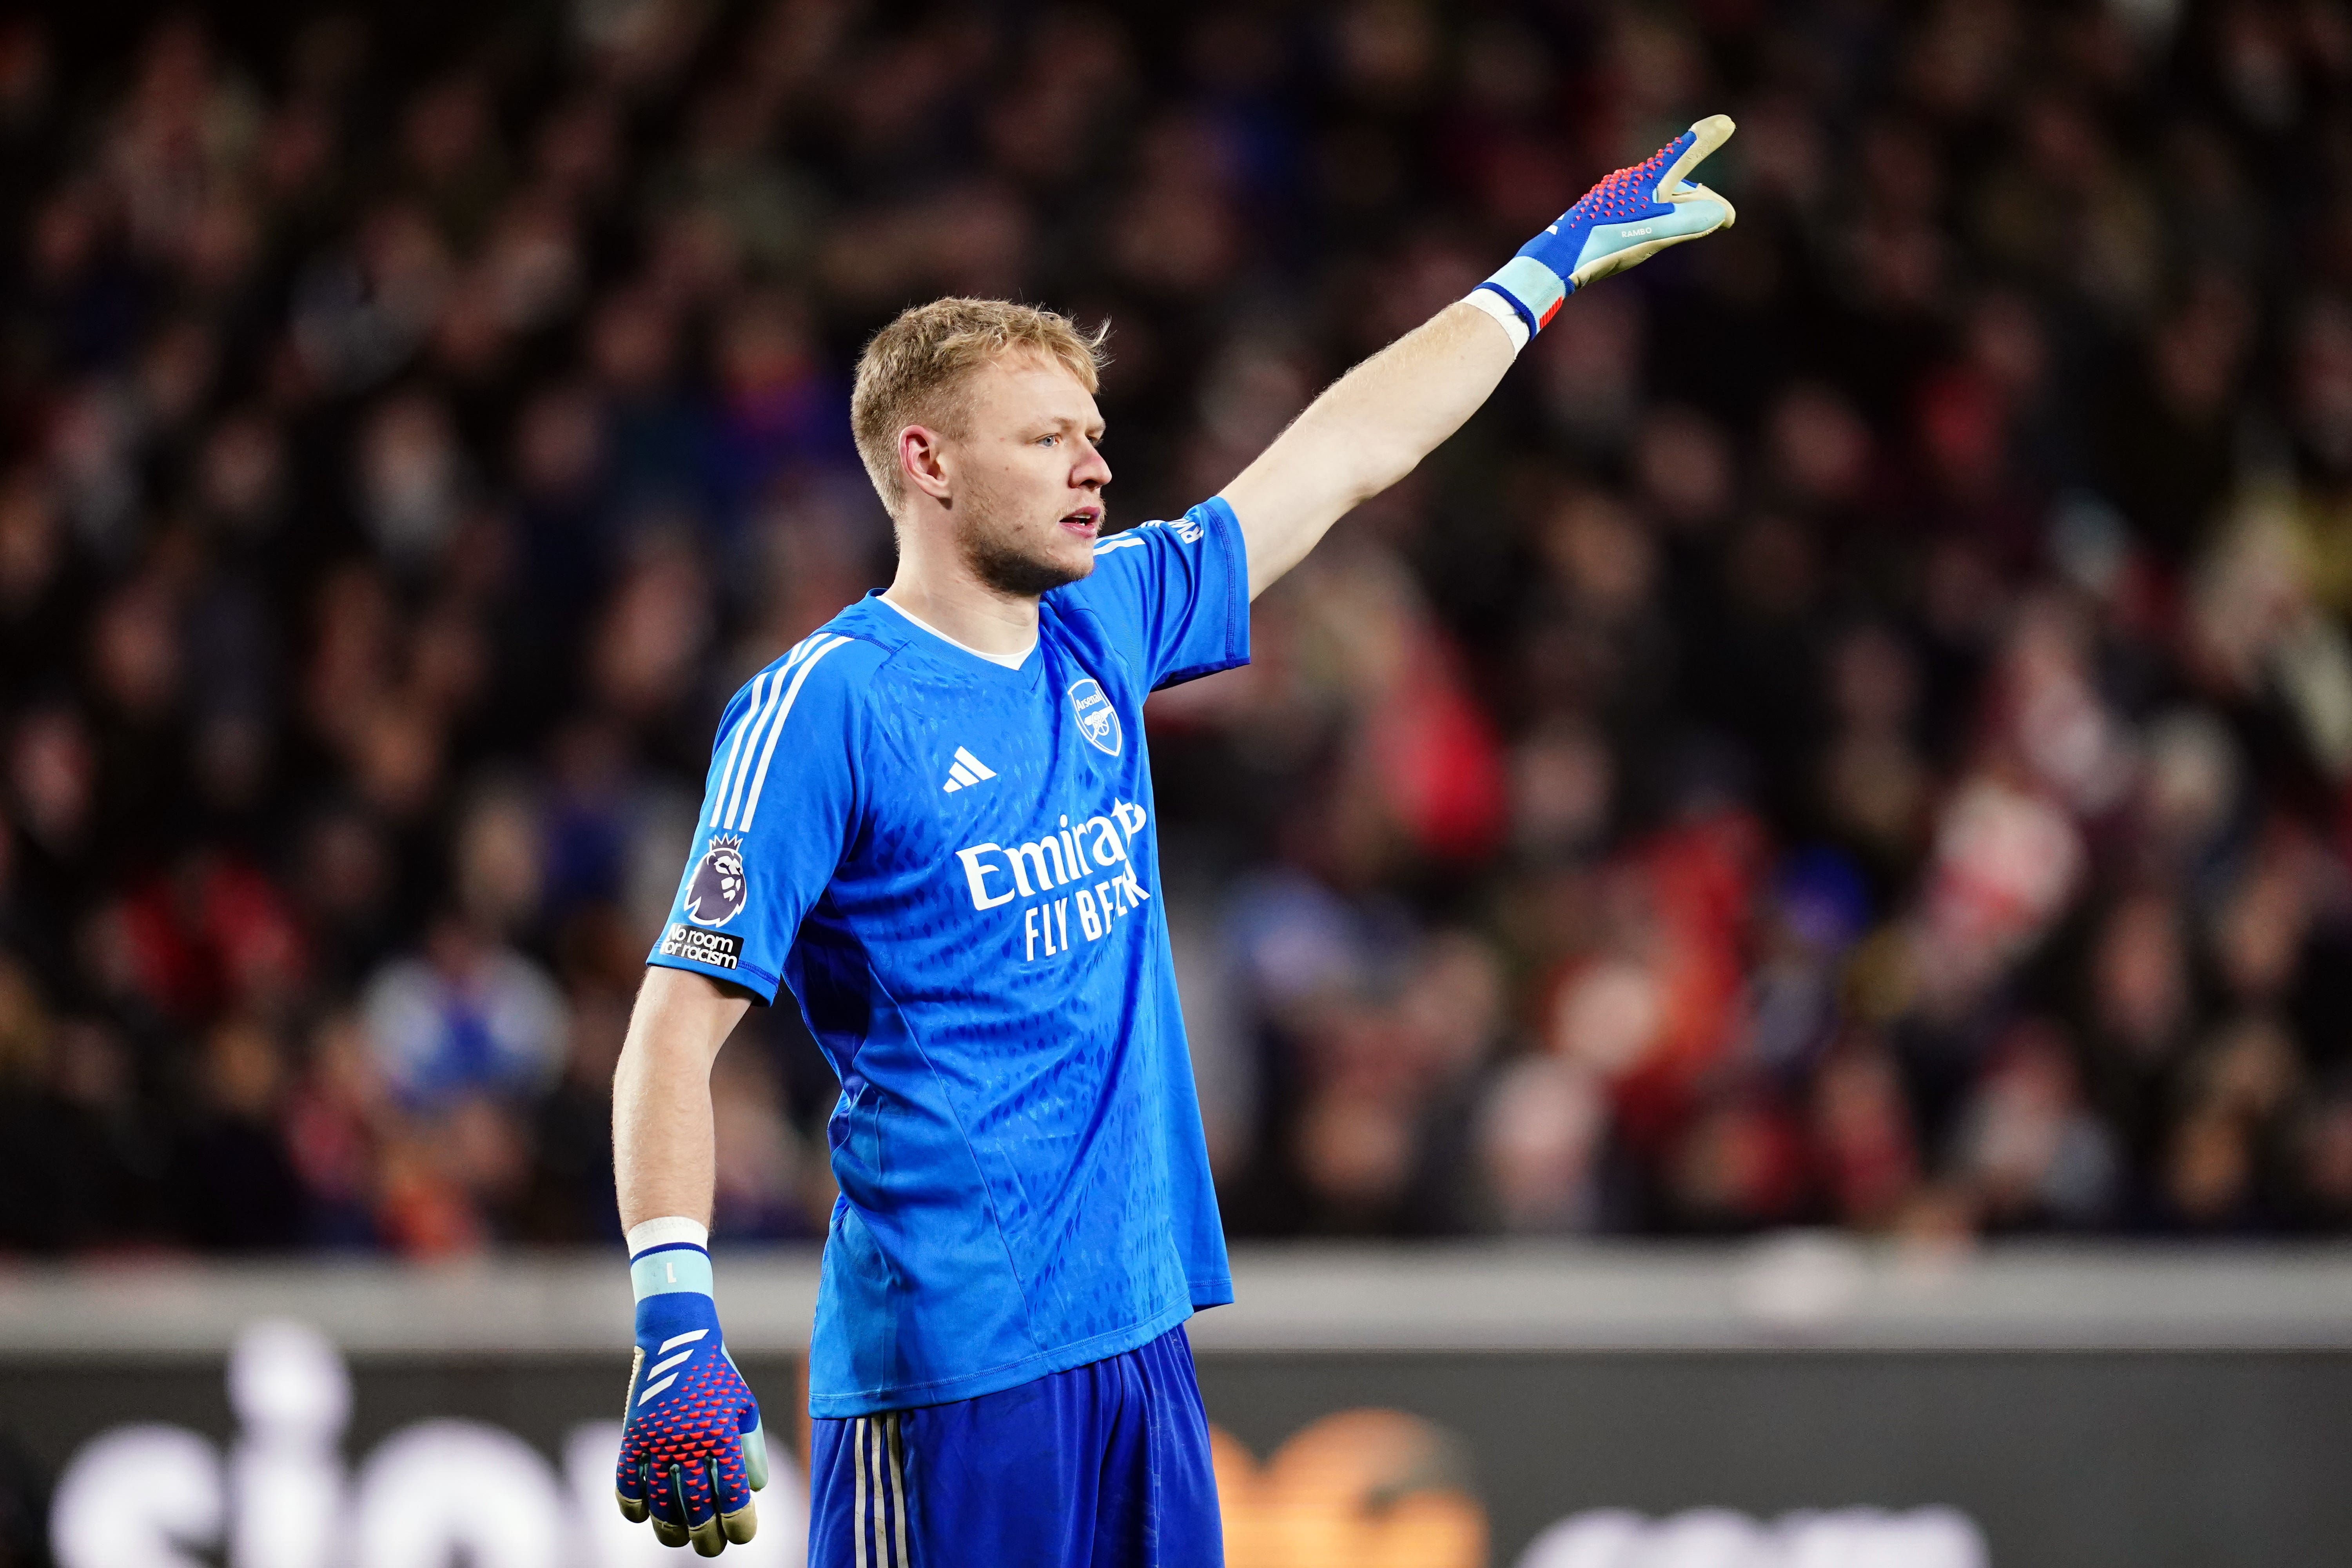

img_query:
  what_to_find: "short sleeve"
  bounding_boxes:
[646,633,866,1002]
[1060,497,1251,690]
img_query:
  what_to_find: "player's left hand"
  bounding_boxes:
[1474,115,1737,336]
[615,1285,769,1555]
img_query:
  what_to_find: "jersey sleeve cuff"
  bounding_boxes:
[1154,495,1252,690]
[1203,494,1252,667]
[645,943,780,1004]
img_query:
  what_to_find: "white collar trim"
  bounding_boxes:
[877,596,1035,670]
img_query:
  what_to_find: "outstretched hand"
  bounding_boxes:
[1475,115,1738,338]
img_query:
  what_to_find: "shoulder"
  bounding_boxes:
[702,626,900,834]
[1093,501,1227,566]
[1051,500,1234,606]
[717,621,902,739]
[742,606,914,703]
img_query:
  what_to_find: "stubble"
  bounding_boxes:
[956,490,1095,598]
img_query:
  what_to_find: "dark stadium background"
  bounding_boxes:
[1,0,2351,1563]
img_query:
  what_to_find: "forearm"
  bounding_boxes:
[1225,301,1516,598]
[613,965,751,1232]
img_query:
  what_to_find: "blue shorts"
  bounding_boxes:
[808,1325,1223,1568]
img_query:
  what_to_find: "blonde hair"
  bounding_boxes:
[850,298,1108,510]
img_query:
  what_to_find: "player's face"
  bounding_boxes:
[944,352,1110,597]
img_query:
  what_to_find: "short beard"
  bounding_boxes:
[957,503,1091,598]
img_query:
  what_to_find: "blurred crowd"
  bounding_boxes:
[2,0,2352,1257]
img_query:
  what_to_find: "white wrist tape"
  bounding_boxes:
[626,1216,710,1255]
[1463,287,1532,353]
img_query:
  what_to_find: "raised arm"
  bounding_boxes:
[1224,303,1515,598]
[1224,115,1737,601]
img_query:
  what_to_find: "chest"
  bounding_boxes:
[858,642,1157,929]
[847,644,1157,964]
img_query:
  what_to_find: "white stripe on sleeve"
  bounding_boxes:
[715,668,787,828]
[716,634,835,827]
[736,634,852,831]
[706,670,769,827]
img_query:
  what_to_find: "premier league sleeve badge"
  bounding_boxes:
[684,833,750,926]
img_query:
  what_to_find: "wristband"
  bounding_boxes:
[627,1215,714,1301]
[1468,256,1568,350]
[1464,283,1535,354]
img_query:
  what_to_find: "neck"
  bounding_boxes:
[882,514,1041,658]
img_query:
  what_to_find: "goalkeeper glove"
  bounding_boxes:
[615,1219,768,1556]
[1468,114,1737,347]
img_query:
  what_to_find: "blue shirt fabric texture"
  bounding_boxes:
[646,497,1249,1419]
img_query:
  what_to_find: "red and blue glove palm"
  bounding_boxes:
[1473,114,1737,341]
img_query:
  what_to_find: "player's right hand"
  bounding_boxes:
[615,1281,768,1555]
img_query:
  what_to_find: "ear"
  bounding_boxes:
[899,425,954,506]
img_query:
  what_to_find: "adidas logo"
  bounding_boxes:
[941,746,997,793]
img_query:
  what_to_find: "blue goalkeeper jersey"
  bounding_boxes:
[647,498,1248,1419]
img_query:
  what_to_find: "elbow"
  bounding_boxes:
[1347,455,1419,510]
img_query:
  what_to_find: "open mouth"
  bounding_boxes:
[1059,506,1102,538]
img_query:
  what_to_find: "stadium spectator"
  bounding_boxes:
[3,0,2352,1255]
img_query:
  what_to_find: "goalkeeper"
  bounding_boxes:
[609,118,1736,1562]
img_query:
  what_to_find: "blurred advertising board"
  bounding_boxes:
[2,1242,2349,1566]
